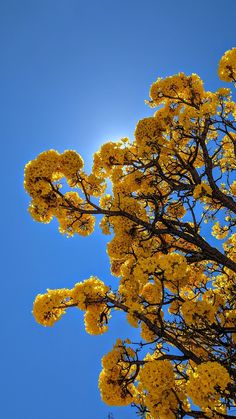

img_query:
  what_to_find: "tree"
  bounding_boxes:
[24,48,236,418]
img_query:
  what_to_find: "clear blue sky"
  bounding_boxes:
[1,1,235,418]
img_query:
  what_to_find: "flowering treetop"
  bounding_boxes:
[24,48,236,418]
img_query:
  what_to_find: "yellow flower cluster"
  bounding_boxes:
[168,299,182,315]
[212,221,228,240]
[84,304,109,335]
[181,300,215,325]
[134,117,165,155]
[99,340,135,406]
[150,73,205,107]
[219,133,236,172]
[71,277,110,335]
[24,150,98,236]
[140,281,162,305]
[24,150,61,194]
[186,362,231,409]
[24,150,83,195]
[213,269,236,321]
[158,253,188,291]
[230,180,236,195]
[59,150,84,185]
[93,141,128,177]
[198,93,218,118]
[33,288,71,326]
[166,201,186,219]
[107,235,131,260]
[71,276,109,309]
[223,233,236,261]
[193,183,212,200]
[33,277,110,334]
[56,192,95,237]
[203,289,225,311]
[218,47,236,82]
[82,173,106,197]
[126,312,139,328]
[139,358,178,418]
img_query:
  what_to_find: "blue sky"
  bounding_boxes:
[1,1,236,418]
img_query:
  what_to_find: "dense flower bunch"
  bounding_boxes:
[25,48,236,418]
[186,362,231,412]
[24,150,97,235]
[33,288,71,326]
[218,48,236,83]
[33,277,110,334]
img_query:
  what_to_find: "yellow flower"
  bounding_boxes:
[218,48,236,82]
[193,183,212,200]
[186,362,231,409]
[33,288,71,326]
